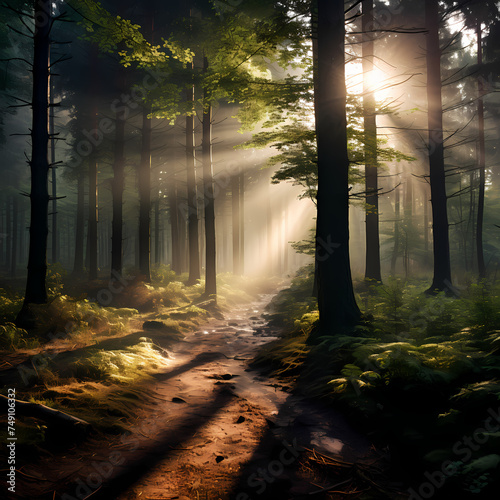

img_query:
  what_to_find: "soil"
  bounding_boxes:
[4,294,406,500]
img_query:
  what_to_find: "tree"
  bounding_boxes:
[362,0,381,283]
[231,167,241,275]
[138,104,152,281]
[185,84,201,284]
[460,0,499,278]
[425,0,452,293]
[202,57,217,297]
[16,0,52,327]
[309,0,361,341]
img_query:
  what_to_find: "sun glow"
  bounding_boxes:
[346,59,395,102]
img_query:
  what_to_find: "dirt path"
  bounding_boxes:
[14,295,396,500]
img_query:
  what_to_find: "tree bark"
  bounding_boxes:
[239,168,245,274]
[362,0,381,283]
[154,195,160,266]
[11,193,18,278]
[202,57,217,297]
[138,105,152,281]
[73,169,85,276]
[168,177,181,274]
[310,0,361,340]
[110,96,126,278]
[391,181,400,275]
[476,19,486,279]
[231,169,240,275]
[19,0,51,309]
[425,0,452,293]
[186,90,200,284]
[5,196,11,272]
[50,74,58,264]
[87,46,99,281]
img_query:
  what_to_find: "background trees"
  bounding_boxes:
[0,0,499,331]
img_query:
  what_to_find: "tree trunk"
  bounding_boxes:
[168,177,181,274]
[88,154,98,280]
[11,194,18,278]
[50,75,58,264]
[73,169,85,276]
[310,0,361,340]
[239,168,245,274]
[18,0,51,315]
[231,169,240,275]
[476,19,486,279]
[391,181,400,275]
[154,196,160,266]
[425,0,452,293]
[110,99,126,278]
[362,0,382,283]
[87,46,99,281]
[202,58,217,297]
[138,105,152,282]
[267,177,273,274]
[404,171,413,278]
[5,197,11,272]
[186,87,201,284]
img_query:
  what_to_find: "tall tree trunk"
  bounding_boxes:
[231,168,240,275]
[425,0,452,293]
[283,203,289,274]
[110,96,126,278]
[266,178,273,275]
[362,0,382,283]
[202,57,217,297]
[50,75,58,264]
[11,193,18,278]
[186,88,200,284]
[18,0,51,318]
[6,196,11,272]
[404,171,413,278]
[239,168,245,274]
[138,105,152,281]
[73,169,85,276]
[179,208,188,273]
[87,46,99,281]
[310,0,361,340]
[391,181,400,275]
[88,154,98,280]
[476,19,486,279]
[154,195,160,266]
[469,170,476,272]
[168,177,181,274]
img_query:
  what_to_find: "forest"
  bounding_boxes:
[1,0,500,498]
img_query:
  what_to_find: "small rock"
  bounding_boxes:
[215,455,225,463]
[228,322,238,326]
[249,316,259,320]
[236,416,246,424]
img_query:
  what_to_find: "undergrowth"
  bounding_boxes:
[0,269,276,458]
[254,270,500,498]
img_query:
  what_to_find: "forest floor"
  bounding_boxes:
[1,290,408,500]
